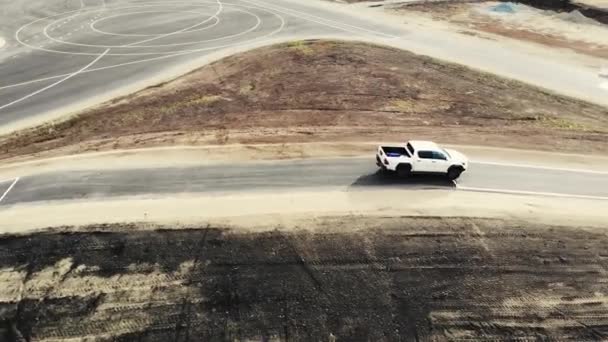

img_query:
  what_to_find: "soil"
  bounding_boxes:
[1,216,607,341]
[395,1,608,58]
[1,40,607,163]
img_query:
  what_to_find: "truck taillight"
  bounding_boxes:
[384,158,389,165]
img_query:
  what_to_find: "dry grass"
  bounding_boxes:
[0,39,607,161]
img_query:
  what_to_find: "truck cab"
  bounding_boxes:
[376,140,468,180]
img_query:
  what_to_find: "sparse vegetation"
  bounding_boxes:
[1,40,607,161]
[184,95,223,106]
[239,82,256,94]
[1,217,607,341]
[287,40,314,55]
[540,116,590,130]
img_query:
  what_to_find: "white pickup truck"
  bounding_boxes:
[376,140,468,180]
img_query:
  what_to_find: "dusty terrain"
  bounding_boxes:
[576,0,608,9]
[394,1,608,58]
[1,40,607,162]
[1,216,607,341]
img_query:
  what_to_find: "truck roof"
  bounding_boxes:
[408,140,439,151]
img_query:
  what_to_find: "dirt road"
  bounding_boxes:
[1,216,607,341]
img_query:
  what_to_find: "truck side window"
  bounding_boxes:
[432,151,447,160]
[418,151,433,159]
[407,143,415,155]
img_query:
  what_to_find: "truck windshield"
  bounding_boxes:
[442,148,452,159]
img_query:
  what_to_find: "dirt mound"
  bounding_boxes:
[1,40,608,161]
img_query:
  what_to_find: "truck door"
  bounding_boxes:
[431,151,449,173]
[415,150,435,172]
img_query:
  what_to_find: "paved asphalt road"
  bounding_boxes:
[1,158,607,205]
[1,0,608,131]
[1,0,607,206]
[0,0,400,129]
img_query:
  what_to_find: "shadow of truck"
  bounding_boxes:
[350,170,456,189]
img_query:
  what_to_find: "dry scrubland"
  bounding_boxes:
[1,40,608,161]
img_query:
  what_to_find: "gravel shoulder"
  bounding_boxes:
[2,188,607,234]
[2,216,608,341]
[1,40,607,162]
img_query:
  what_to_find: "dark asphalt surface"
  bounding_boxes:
[0,0,400,129]
[2,0,608,132]
[1,158,607,205]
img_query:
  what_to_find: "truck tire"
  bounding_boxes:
[447,166,463,180]
[396,164,412,178]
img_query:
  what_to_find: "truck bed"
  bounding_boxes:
[380,146,410,158]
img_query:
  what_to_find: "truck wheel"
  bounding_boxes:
[396,164,412,178]
[447,167,463,180]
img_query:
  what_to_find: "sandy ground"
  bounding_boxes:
[576,0,608,9]
[393,1,608,58]
[1,216,608,340]
[470,2,608,45]
[1,188,607,234]
[1,40,607,162]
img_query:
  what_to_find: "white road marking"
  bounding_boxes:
[457,185,608,201]
[0,0,289,112]
[472,161,608,175]
[0,49,109,111]
[0,51,196,90]
[15,1,283,55]
[0,177,19,203]
[89,10,222,38]
[124,0,224,47]
[240,0,397,39]
[2,1,287,89]
[50,4,256,48]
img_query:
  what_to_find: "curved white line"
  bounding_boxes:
[90,10,221,37]
[241,0,397,39]
[41,4,261,50]
[37,14,267,55]
[2,4,285,89]
[125,0,223,47]
[0,49,110,112]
